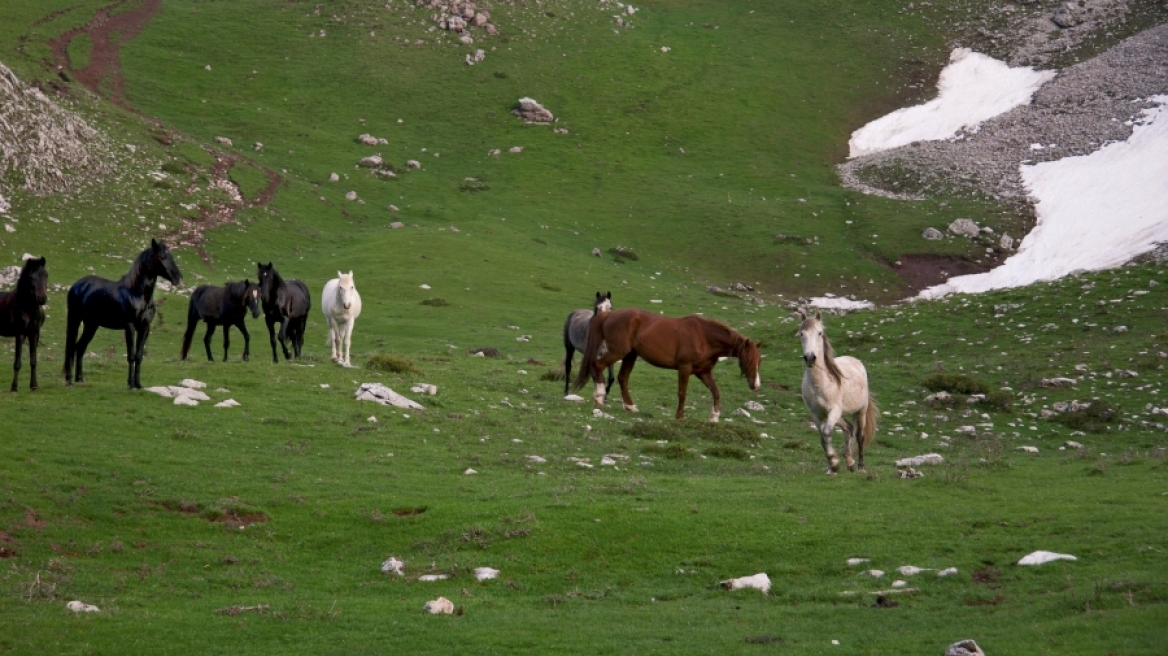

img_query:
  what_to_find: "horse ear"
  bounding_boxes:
[349,270,354,279]
[338,270,343,279]
[605,291,611,299]
[796,309,806,321]
[151,238,159,249]
[815,310,822,320]
[756,340,766,349]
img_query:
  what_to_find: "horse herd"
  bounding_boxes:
[1,242,877,475]
[0,239,361,386]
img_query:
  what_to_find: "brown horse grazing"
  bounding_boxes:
[572,308,762,421]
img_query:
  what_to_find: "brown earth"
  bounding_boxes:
[893,255,989,294]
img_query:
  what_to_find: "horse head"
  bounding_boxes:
[256,262,277,300]
[19,256,48,306]
[243,279,261,318]
[737,337,762,391]
[336,270,356,310]
[796,310,825,368]
[594,291,612,314]
[150,239,183,286]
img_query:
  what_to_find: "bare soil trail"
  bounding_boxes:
[41,0,282,268]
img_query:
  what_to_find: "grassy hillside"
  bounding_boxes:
[0,0,1165,653]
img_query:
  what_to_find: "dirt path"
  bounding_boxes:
[42,0,282,268]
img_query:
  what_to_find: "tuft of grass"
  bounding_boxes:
[642,443,694,460]
[365,354,421,375]
[923,373,990,395]
[420,298,449,307]
[704,445,751,460]
[607,246,639,262]
[628,419,758,444]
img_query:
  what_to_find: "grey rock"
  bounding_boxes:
[946,639,985,656]
[948,218,980,238]
[1052,3,1085,29]
[922,227,944,240]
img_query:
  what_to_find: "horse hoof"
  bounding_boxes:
[825,469,837,476]
[623,404,639,413]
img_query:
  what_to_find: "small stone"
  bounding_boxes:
[423,596,455,614]
[922,227,944,240]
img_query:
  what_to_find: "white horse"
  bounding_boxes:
[797,310,878,475]
[321,271,362,366]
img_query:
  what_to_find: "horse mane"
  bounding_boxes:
[119,246,155,290]
[15,258,43,297]
[821,332,845,386]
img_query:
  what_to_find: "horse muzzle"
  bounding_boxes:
[803,354,817,367]
[343,303,352,310]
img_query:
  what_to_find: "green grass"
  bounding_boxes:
[0,0,1165,653]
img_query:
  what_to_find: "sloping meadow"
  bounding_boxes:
[0,0,1165,653]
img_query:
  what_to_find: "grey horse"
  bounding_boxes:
[561,291,613,397]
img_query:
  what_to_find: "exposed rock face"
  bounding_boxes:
[0,61,112,197]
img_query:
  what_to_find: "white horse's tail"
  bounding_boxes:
[860,396,879,448]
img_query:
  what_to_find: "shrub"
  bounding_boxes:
[608,246,639,262]
[421,298,448,307]
[1051,400,1120,432]
[161,161,187,175]
[923,373,989,395]
[628,419,757,444]
[365,354,421,375]
[984,389,1014,412]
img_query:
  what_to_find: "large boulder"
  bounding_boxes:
[1052,3,1085,28]
[946,640,985,656]
[948,218,979,238]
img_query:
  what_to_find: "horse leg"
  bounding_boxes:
[238,321,251,361]
[591,352,620,408]
[28,330,39,391]
[841,419,858,472]
[819,408,844,475]
[696,370,721,423]
[616,352,638,412]
[73,323,99,384]
[293,318,305,359]
[266,317,279,362]
[342,320,354,366]
[181,316,199,361]
[221,324,232,362]
[124,326,136,389]
[605,364,616,396]
[562,343,575,397]
[203,323,217,362]
[133,325,151,389]
[675,366,691,419]
[10,333,23,392]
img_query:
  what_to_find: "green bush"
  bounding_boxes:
[1051,400,1120,433]
[704,445,751,460]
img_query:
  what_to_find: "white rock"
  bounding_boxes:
[1041,377,1077,387]
[380,557,405,575]
[1064,440,1084,449]
[1017,550,1077,566]
[744,400,765,412]
[527,455,547,464]
[734,408,751,418]
[419,284,431,290]
[345,191,358,201]
[423,596,454,614]
[407,159,421,169]
[418,574,449,582]
[474,567,500,581]
[592,408,615,420]
[845,558,870,566]
[600,456,617,466]
[945,639,985,656]
[720,573,770,594]
[937,567,959,577]
[329,172,340,182]
[563,394,585,402]
[897,565,926,576]
[354,383,424,409]
[66,600,99,613]
[867,569,885,578]
[1016,446,1040,454]
[891,580,908,588]
[410,383,438,395]
[948,218,979,238]
[464,468,478,475]
[174,395,200,406]
[145,386,175,398]
[509,146,524,153]
[214,399,241,408]
[179,379,206,389]
[895,453,945,467]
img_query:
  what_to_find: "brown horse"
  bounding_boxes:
[572,308,761,421]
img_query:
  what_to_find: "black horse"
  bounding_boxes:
[256,262,310,362]
[0,256,48,392]
[64,239,183,389]
[181,280,261,362]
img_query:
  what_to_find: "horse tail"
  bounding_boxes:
[571,311,608,391]
[63,285,82,376]
[180,297,198,360]
[861,396,879,448]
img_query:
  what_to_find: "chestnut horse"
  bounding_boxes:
[573,308,761,421]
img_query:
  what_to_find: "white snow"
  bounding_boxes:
[1018,550,1077,566]
[809,296,875,311]
[848,49,1054,158]
[922,96,1168,298]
